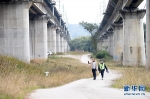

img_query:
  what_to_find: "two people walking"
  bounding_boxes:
[88,58,108,80]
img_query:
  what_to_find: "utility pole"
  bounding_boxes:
[63,4,64,20]
[99,1,102,22]
[103,0,105,13]
[59,0,60,12]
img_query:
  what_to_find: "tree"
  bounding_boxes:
[79,21,99,53]
[69,36,92,52]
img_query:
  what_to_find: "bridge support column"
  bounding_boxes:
[100,39,104,51]
[103,36,109,52]
[121,9,146,66]
[64,38,67,52]
[107,35,111,54]
[112,24,123,62]
[107,32,114,56]
[67,42,69,52]
[146,0,150,69]
[67,41,69,52]
[97,41,101,51]
[48,26,57,54]
[0,3,31,62]
[56,29,61,53]
[60,34,64,52]
[30,16,48,59]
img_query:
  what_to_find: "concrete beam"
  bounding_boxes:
[29,8,37,14]
[114,15,121,23]
[32,0,43,3]
[134,0,144,7]
[125,0,133,7]
[98,0,123,37]
[32,3,45,14]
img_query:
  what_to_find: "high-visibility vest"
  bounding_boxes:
[99,63,105,70]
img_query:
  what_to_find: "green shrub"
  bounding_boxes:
[95,50,110,59]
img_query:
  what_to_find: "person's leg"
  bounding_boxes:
[94,69,96,80]
[101,69,105,80]
[92,69,94,79]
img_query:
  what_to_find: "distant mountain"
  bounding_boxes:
[67,24,90,39]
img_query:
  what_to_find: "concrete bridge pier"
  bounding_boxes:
[146,0,150,69]
[97,42,100,51]
[56,29,61,53]
[107,34,111,54]
[111,24,123,62]
[97,37,104,51]
[100,39,104,51]
[0,3,32,62]
[30,16,48,59]
[47,26,57,54]
[60,33,64,52]
[64,38,67,52]
[103,35,109,52]
[107,31,114,56]
[121,9,146,66]
[97,39,102,51]
[67,44,70,52]
[97,38,103,51]
[67,41,69,52]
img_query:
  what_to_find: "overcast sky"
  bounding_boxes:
[55,0,108,24]
[54,0,146,24]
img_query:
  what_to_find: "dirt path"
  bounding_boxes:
[27,54,150,99]
[57,54,91,64]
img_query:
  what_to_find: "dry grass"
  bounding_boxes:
[112,67,150,91]
[67,51,91,55]
[0,55,91,99]
[30,58,47,64]
[1,54,149,99]
[105,60,150,91]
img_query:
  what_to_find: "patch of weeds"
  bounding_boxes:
[48,55,59,59]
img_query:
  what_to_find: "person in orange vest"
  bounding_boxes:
[98,60,109,80]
